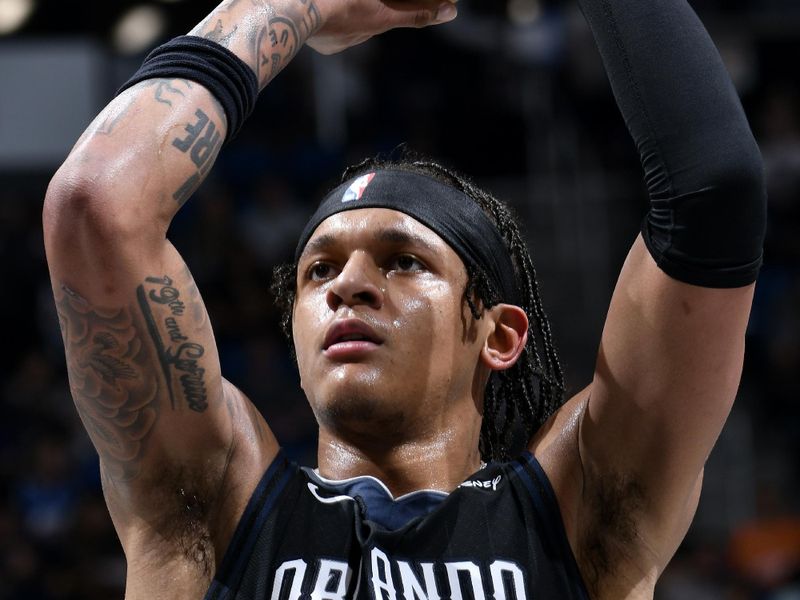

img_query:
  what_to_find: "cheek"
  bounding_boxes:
[391,282,465,354]
[292,292,328,363]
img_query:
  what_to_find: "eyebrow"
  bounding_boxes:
[375,227,437,253]
[301,226,438,259]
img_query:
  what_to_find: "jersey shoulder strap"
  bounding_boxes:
[205,451,297,600]
[510,451,588,596]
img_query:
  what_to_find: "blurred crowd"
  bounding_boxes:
[1,2,799,598]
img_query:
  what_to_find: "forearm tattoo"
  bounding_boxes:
[154,79,191,107]
[55,272,210,481]
[171,107,224,206]
[193,0,322,89]
[75,0,322,214]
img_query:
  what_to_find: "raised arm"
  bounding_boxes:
[544,0,767,595]
[43,0,456,593]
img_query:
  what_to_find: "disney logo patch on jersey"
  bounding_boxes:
[460,475,502,491]
[342,172,376,203]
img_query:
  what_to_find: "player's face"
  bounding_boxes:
[292,208,490,440]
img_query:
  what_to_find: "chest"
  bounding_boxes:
[209,460,589,600]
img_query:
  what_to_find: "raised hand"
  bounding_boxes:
[307,0,458,55]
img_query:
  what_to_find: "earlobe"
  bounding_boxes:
[481,304,529,371]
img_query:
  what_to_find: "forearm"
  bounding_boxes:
[47,0,320,232]
[39,0,316,495]
[188,0,321,91]
[578,0,767,287]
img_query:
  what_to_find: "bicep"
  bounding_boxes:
[49,237,277,516]
[581,235,753,524]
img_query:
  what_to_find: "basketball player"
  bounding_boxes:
[42,0,766,597]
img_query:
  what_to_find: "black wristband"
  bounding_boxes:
[117,35,259,144]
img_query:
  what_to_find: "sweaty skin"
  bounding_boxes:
[293,209,503,493]
[43,0,458,597]
[42,0,757,598]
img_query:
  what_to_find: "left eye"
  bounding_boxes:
[389,255,425,272]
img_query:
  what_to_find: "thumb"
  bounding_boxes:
[392,1,458,28]
[433,2,458,24]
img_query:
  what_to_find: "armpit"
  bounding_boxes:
[131,462,225,577]
[577,469,648,597]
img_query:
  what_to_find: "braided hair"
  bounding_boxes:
[271,154,565,462]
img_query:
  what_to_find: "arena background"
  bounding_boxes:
[1,0,799,597]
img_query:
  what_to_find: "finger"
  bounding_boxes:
[431,2,458,25]
[385,1,458,28]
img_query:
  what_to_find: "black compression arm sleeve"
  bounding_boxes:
[578,0,767,288]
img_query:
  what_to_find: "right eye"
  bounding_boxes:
[308,263,336,281]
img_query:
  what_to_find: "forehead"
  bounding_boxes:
[299,208,456,258]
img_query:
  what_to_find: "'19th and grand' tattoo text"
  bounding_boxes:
[55,274,210,480]
[138,275,209,413]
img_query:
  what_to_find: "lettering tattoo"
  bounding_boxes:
[255,0,322,88]
[56,285,159,481]
[171,109,223,206]
[138,275,209,413]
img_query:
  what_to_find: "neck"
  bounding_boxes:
[316,424,483,497]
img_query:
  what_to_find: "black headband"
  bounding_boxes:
[295,170,520,304]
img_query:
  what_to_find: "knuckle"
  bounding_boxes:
[413,9,434,27]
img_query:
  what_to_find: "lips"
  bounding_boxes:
[323,319,384,352]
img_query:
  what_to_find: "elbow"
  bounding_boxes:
[714,134,767,207]
[43,168,101,246]
[642,130,768,288]
[681,111,766,202]
[44,169,110,246]
[686,127,767,239]
[43,165,158,260]
[715,136,768,249]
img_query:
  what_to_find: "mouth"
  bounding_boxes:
[323,319,384,359]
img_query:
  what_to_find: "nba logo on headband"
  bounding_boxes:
[342,173,376,203]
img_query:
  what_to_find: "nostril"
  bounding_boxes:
[356,290,377,303]
[326,289,344,311]
[326,259,384,309]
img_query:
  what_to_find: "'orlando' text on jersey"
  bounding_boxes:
[204,453,589,600]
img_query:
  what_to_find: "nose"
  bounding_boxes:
[326,252,384,311]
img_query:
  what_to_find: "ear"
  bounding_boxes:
[480,304,529,371]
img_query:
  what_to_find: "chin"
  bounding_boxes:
[310,382,410,441]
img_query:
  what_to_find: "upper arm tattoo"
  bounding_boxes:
[57,285,160,481]
[137,275,209,413]
[55,272,213,482]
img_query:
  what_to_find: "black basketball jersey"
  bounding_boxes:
[204,452,589,600]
